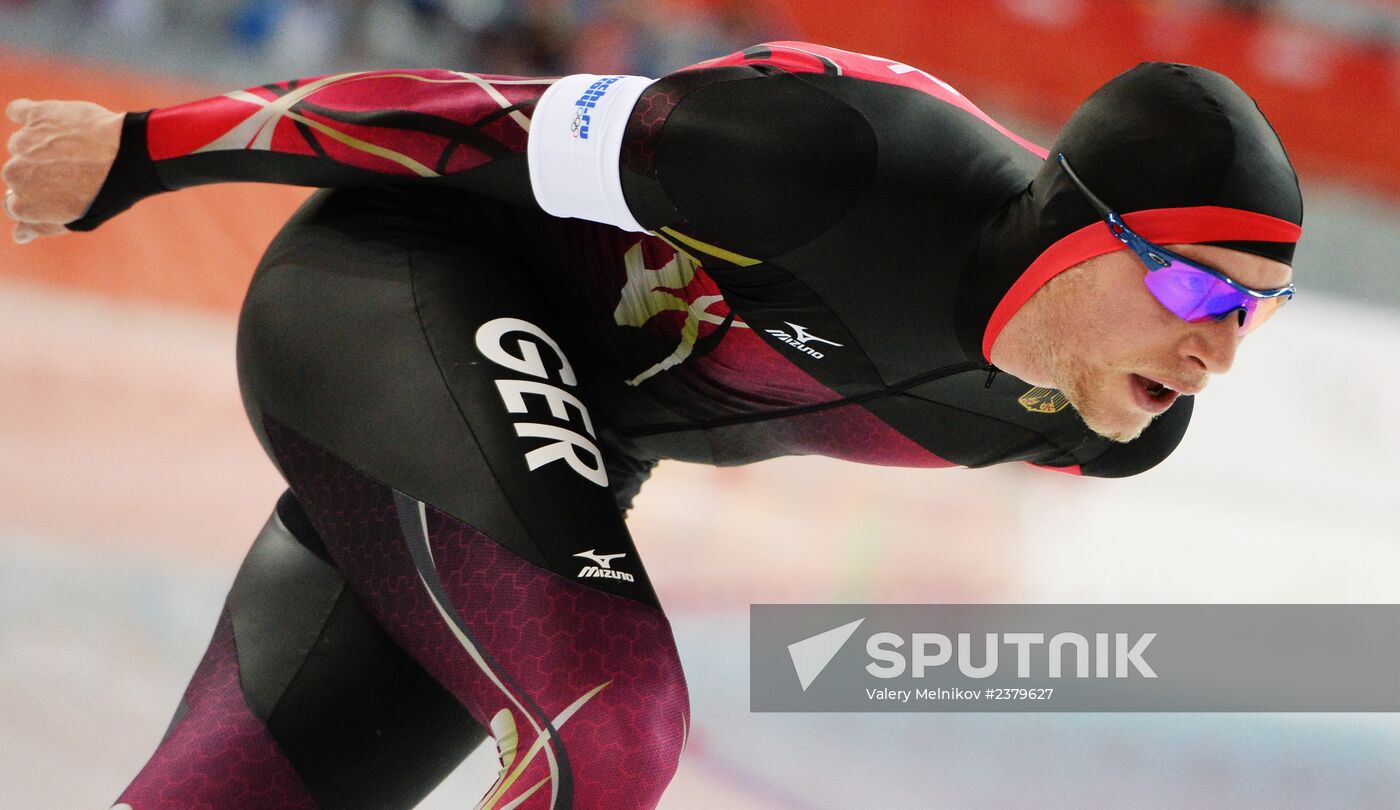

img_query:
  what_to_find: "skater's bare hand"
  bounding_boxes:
[4,98,123,244]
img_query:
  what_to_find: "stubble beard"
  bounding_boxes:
[1053,353,1152,443]
[1031,282,1154,444]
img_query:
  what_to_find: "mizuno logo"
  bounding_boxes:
[574,549,626,569]
[765,322,842,360]
[574,549,635,582]
[785,322,842,347]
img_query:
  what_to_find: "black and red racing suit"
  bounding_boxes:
[77,42,1200,810]
[78,41,1194,479]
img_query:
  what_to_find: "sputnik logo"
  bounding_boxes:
[788,618,866,691]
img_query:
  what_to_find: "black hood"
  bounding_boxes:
[1042,61,1301,262]
[974,61,1304,361]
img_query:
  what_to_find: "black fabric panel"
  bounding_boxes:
[137,151,540,210]
[1200,239,1296,266]
[264,580,485,810]
[274,488,332,565]
[654,73,877,259]
[407,236,664,607]
[228,503,345,720]
[597,424,659,514]
[1079,395,1194,478]
[66,111,166,231]
[726,71,1040,378]
[237,188,549,572]
[620,66,759,229]
[226,493,486,809]
[237,187,661,608]
[1192,67,1304,229]
[869,368,1093,468]
[687,260,887,391]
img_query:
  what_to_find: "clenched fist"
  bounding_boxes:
[4,98,123,244]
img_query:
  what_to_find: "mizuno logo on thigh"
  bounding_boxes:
[573,548,635,582]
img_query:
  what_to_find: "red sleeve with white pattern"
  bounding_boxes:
[69,69,558,230]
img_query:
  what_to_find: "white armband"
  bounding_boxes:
[527,74,655,233]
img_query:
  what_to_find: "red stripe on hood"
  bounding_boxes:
[982,206,1302,360]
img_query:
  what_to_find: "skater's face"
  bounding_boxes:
[1038,243,1293,442]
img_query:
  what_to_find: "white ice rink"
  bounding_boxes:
[2,278,1398,808]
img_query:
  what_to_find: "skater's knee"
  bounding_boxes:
[564,649,691,807]
[481,635,690,809]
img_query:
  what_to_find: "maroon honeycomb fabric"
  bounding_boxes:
[115,612,316,809]
[265,417,690,809]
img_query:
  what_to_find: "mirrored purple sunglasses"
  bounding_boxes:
[1058,153,1295,335]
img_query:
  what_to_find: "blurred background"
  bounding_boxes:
[2,0,1399,807]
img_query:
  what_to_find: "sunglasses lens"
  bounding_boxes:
[1142,262,1226,321]
[1239,294,1289,336]
[1081,170,1298,338]
[1143,260,1291,335]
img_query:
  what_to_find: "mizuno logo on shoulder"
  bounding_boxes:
[765,321,842,360]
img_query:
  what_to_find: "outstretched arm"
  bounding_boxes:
[3,69,556,241]
[4,42,999,251]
